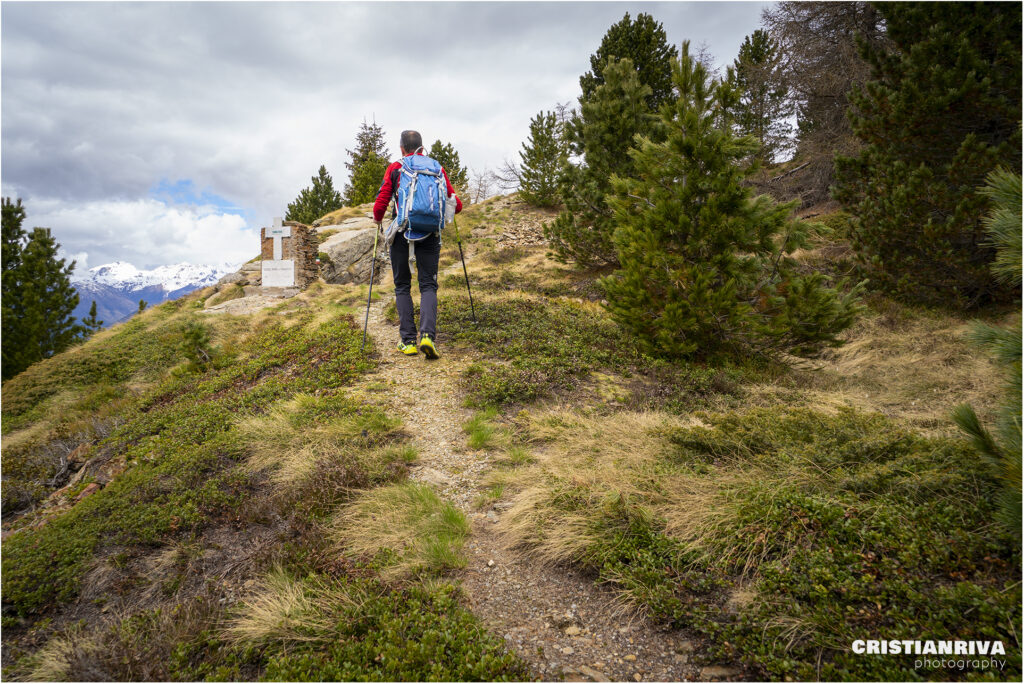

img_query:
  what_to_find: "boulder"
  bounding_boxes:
[217,271,249,286]
[319,227,384,285]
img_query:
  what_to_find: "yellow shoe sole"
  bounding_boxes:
[419,337,440,360]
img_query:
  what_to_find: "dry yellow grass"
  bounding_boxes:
[727,304,1015,434]
[237,393,400,488]
[332,482,469,580]
[224,568,362,646]
[498,410,701,566]
[315,203,373,227]
[23,625,101,682]
[496,407,884,578]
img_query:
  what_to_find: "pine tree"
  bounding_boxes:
[833,2,1022,308]
[428,140,469,194]
[545,58,655,266]
[2,198,27,380]
[138,299,147,313]
[731,30,793,165]
[343,120,391,206]
[2,217,82,380]
[518,111,568,208]
[953,168,1022,538]
[285,165,344,225]
[601,44,862,359]
[81,300,103,337]
[579,12,677,110]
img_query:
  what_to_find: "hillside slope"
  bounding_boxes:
[2,195,1020,681]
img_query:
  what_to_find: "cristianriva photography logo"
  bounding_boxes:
[852,639,1008,673]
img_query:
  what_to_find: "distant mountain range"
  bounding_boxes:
[72,261,238,327]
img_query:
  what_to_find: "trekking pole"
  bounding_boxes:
[452,216,477,323]
[361,223,381,352]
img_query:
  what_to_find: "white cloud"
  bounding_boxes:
[29,198,256,272]
[2,1,769,268]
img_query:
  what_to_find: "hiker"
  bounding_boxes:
[373,129,462,359]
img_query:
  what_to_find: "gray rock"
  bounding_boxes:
[414,466,451,487]
[578,665,610,682]
[319,227,384,285]
[240,260,262,273]
[699,665,741,680]
[217,271,249,286]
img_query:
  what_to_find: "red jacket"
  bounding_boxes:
[373,151,463,223]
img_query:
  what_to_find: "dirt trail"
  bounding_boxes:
[351,256,707,683]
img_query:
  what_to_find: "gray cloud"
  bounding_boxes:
[2,1,767,269]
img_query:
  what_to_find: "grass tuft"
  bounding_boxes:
[463,407,505,450]
[333,482,470,580]
[225,568,361,646]
[237,392,402,489]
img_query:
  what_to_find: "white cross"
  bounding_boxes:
[268,216,291,261]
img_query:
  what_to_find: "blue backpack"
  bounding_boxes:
[395,154,447,241]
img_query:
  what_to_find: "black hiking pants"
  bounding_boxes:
[390,231,440,344]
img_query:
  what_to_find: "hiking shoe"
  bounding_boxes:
[397,341,418,356]
[418,334,440,360]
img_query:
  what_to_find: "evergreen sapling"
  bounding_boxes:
[517,110,567,208]
[546,58,656,266]
[344,120,391,207]
[602,43,863,359]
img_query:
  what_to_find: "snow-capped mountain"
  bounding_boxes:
[75,261,237,290]
[73,261,239,327]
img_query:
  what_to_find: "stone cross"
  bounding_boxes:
[262,216,296,288]
[268,216,291,260]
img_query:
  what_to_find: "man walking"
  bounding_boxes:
[373,130,462,359]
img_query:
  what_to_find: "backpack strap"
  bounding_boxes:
[389,166,401,218]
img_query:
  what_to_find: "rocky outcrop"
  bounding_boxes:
[317,216,384,285]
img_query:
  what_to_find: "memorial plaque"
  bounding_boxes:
[262,259,295,287]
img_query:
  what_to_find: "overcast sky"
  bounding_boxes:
[2,1,768,272]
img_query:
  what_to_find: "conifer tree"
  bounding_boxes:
[285,165,344,224]
[428,140,469,194]
[579,12,677,110]
[2,198,27,380]
[343,120,390,206]
[81,300,103,337]
[602,44,862,359]
[518,110,567,208]
[545,58,655,266]
[833,2,1022,308]
[1,215,82,380]
[138,299,147,313]
[953,168,1022,537]
[731,30,793,165]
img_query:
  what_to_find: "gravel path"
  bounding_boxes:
[351,253,724,683]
